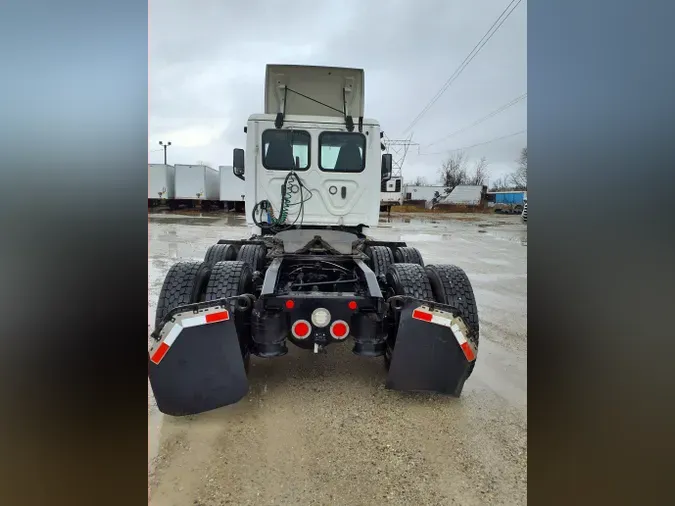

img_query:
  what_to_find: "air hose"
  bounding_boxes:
[252,171,309,231]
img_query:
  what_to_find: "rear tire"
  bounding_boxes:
[205,261,253,299]
[425,264,479,377]
[204,244,238,265]
[155,261,210,328]
[205,261,254,370]
[394,246,424,266]
[236,244,266,272]
[366,245,394,280]
[384,263,434,369]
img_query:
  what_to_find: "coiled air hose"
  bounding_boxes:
[252,171,311,232]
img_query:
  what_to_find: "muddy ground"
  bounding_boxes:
[148,211,527,506]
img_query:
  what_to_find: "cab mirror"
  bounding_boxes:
[381,154,392,182]
[233,148,245,181]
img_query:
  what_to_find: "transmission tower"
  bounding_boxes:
[383,135,419,179]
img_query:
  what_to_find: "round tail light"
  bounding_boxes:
[292,320,312,339]
[311,308,331,328]
[330,320,350,340]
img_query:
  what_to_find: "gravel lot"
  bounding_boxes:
[148,211,527,505]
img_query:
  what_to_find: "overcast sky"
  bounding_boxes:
[149,0,526,185]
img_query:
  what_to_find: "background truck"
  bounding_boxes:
[148,65,480,416]
[172,164,220,209]
[219,165,246,212]
[148,163,175,207]
[380,176,404,212]
[487,190,525,214]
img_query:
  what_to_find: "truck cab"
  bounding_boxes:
[230,65,391,234]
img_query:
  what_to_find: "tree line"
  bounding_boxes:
[409,146,527,193]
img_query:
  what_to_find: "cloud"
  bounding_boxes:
[150,0,527,184]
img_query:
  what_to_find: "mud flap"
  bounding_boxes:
[386,298,476,397]
[148,301,249,416]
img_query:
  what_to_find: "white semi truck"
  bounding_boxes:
[148,65,480,416]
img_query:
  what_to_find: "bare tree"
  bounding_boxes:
[411,176,428,186]
[489,175,510,191]
[489,147,527,191]
[438,151,468,194]
[509,146,527,189]
[519,146,527,170]
[467,157,488,186]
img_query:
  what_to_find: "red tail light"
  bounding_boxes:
[285,299,295,309]
[292,320,311,339]
[330,320,349,340]
[348,301,358,310]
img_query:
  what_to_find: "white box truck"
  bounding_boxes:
[148,164,175,207]
[219,165,246,212]
[173,164,220,209]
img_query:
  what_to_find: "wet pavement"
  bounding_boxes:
[148,211,527,505]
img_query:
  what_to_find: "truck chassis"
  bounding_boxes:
[148,228,480,416]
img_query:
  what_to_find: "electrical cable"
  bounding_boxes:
[418,129,527,156]
[425,92,527,147]
[402,0,523,134]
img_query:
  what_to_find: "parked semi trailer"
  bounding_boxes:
[219,165,246,212]
[380,176,403,212]
[148,164,175,207]
[148,65,480,416]
[171,164,220,210]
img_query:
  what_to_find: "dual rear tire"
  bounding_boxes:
[384,261,479,377]
[154,259,254,370]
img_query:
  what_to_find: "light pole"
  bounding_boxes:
[159,141,172,164]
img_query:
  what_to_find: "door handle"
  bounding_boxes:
[341,186,346,199]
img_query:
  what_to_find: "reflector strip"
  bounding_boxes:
[182,310,229,328]
[205,310,230,323]
[150,342,170,365]
[163,324,183,346]
[460,342,476,362]
[412,309,433,322]
[149,308,230,365]
[411,306,476,362]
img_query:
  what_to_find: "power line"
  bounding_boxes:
[426,92,527,147]
[402,0,523,134]
[383,134,419,178]
[419,129,527,156]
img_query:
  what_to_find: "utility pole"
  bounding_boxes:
[159,141,172,164]
[382,135,418,179]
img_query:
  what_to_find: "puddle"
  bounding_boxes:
[399,233,452,242]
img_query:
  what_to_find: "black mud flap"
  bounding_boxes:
[148,299,250,416]
[386,297,476,397]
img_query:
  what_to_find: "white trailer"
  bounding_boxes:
[148,164,175,206]
[380,177,403,211]
[219,165,246,212]
[173,164,220,209]
[404,185,447,203]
